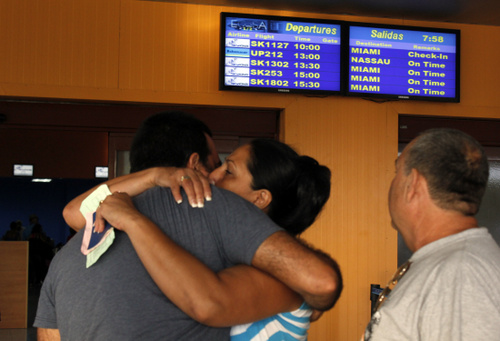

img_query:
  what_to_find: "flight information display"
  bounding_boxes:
[220,13,342,94]
[347,24,460,101]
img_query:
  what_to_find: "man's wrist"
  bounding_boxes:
[121,211,147,234]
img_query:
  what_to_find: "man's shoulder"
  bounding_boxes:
[132,186,179,209]
[444,228,500,263]
[132,185,272,228]
[211,185,252,203]
[135,185,263,212]
[135,186,173,200]
[414,228,500,281]
[209,186,269,216]
[134,185,244,201]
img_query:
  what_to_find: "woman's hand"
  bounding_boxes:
[152,167,212,208]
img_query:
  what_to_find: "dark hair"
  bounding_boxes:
[247,139,331,235]
[130,111,213,172]
[405,128,489,216]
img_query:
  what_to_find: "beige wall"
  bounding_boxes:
[1,0,500,338]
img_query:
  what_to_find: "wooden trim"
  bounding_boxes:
[399,115,500,146]
[0,242,28,329]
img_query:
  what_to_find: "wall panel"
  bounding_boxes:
[0,128,108,179]
[119,2,225,94]
[0,242,28,329]
[0,0,120,89]
[0,1,500,339]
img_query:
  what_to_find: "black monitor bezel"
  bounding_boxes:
[219,13,461,102]
[343,21,460,102]
[219,12,345,96]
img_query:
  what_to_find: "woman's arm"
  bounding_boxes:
[63,167,211,231]
[97,192,303,327]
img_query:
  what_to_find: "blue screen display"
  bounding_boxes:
[348,25,459,101]
[221,14,342,93]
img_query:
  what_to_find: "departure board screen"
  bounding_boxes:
[220,13,342,94]
[347,24,460,102]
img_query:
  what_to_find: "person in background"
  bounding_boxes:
[2,221,22,241]
[35,111,340,341]
[23,214,39,241]
[16,220,26,238]
[28,224,54,285]
[363,128,500,340]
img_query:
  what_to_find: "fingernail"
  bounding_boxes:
[206,196,212,201]
[177,199,182,204]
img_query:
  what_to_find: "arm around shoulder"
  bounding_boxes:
[62,168,158,231]
[62,167,211,231]
[105,199,304,327]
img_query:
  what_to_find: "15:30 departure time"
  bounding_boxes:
[293,81,320,88]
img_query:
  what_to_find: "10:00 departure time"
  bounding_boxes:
[294,43,321,50]
[250,41,322,50]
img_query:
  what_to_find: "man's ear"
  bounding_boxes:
[252,189,272,212]
[406,168,423,202]
[186,153,201,171]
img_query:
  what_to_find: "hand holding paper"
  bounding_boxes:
[83,190,149,268]
[94,192,140,234]
[80,185,115,268]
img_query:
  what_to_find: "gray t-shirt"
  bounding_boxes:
[364,227,500,341]
[34,186,282,340]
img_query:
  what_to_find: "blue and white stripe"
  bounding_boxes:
[230,302,312,341]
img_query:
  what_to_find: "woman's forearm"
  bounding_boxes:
[62,168,158,231]
[63,167,211,232]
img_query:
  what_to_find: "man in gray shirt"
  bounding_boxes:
[363,128,500,340]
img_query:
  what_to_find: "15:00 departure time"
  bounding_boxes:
[294,72,320,79]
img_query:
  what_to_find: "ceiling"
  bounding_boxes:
[148,0,500,27]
